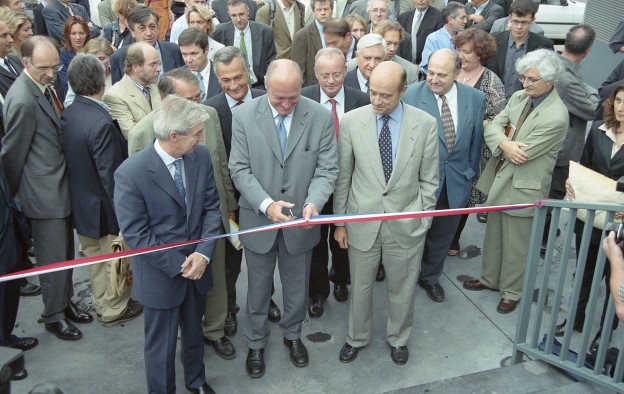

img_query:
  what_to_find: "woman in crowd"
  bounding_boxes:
[59,16,91,94]
[555,85,624,346]
[449,28,506,256]
[64,38,115,107]
[5,11,32,57]
[345,14,366,40]
[186,4,223,60]
[103,0,138,49]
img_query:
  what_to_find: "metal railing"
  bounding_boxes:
[512,199,624,393]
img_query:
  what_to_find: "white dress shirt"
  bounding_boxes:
[320,86,345,120]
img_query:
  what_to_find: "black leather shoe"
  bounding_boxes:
[45,319,82,340]
[245,348,265,378]
[308,298,324,318]
[204,336,236,360]
[333,284,348,302]
[10,336,38,351]
[10,368,27,381]
[186,383,216,394]
[283,338,309,367]
[376,264,385,282]
[64,302,93,324]
[339,342,359,363]
[390,346,409,365]
[268,299,281,323]
[418,281,445,303]
[224,311,237,337]
[20,281,41,297]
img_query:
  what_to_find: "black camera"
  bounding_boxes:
[606,222,624,242]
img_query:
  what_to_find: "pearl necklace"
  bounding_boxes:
[460,66,483,83]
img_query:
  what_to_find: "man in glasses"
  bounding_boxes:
[487,0,553,99]
[1,36,93,341]
[178,27,222,103]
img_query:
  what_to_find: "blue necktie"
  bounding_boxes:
[276,115,287,158]
[173,159,186,202]
[379,114,392,183]
[197,72,206,95]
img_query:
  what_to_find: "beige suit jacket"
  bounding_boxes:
[256,1,305,60]
[127,105,237,227]
[291,21,322,86]
[103,74,162,139]
[333,103,439,251]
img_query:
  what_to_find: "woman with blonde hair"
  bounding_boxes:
[3,11,32,57]
[64,37,116,106]
[185,5,224,60]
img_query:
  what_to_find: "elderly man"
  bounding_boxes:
[291,0,333,86]
[463,49,568,314]
[366,0,412,60]
[62,54,143,327]
[301,48,369,317]
[334,61,439,365]
[104,42,162,138]
[128,67,238,362]
[1,36,92,341]
[115,95,221,394]
[420,1,466,74]
[403,48,485,303]
[344,33,386,93]
[229,59,337,377]
[212,0,276,88]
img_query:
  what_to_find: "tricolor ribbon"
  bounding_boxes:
[0,202,538,282]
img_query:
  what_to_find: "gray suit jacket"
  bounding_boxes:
[464,1,504,31]
[43,0,100,44]
[97,0,116,27]
[211,0,258,22]
[333,103,439,251]
[553,56,598,167]
[0,73,70,219]
[403,81,485,209]
[229,95,338,255]
[114,143,221,309]
[211,21,276,85]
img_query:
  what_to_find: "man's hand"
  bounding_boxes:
[469,14,484,23]
[564,178,575,200]
[180,252,209,280]
[499,140,529,165]
[301,203,318,229]
[334,227,349,249]
[604,232,624,263]
[228,210,237,222]
[266,200,296,223]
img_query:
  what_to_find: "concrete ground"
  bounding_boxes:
[6,213,616,393]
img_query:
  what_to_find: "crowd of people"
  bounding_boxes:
[0,0,623,392]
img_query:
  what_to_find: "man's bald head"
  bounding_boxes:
[426,48,459,96]
[265,59,303,116]
[369,61,406,115]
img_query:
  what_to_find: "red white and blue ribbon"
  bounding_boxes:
[0,202,538,282]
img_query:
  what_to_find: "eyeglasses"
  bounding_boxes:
[186,91,206,103]
[518,75,542,85]
[30,62,63,73]
[509,19,531,27]
[318,72,343,81]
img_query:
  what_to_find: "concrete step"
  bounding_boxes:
[388,360,584,394]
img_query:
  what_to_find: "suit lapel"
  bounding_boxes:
[250,23,261,73]
[148,144,186,209]
[284,100,309,160]
[258,98,284,161]
[454,84,469,145]
[121,75,151,115]
[419,88,445,147]
[27,77,61,127]
[498,33,508,74]
[183,152,197,217]
[157,41,173,71]
[310,23,322,51]
[387,111,417,188]
[207,67,222,98]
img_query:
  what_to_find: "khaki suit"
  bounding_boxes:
[127,105,237,339]
[103,75,162,139]
[256,1,305,60]
[476,88,568,300]
[291,22,322,86]
[333,103,439,347]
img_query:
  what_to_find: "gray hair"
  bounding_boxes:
[442,1,465,23]
[213,46,250,77]
[315,47,345,65]
[153,95,208,140]
[366,0,389,13]
[68,54,106,96]
[158,67,200,97]
[515,48,563,82]
[356,33,387,56]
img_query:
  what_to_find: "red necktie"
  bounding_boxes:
[329,98,339,140]
[235,100,244,106]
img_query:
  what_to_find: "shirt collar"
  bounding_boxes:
[473,0,489,13]
[508,31,528,48]
[531,87,552,108]
[226,88,252,108]
[198,60,211,80]
[435,82,457,102]
[320,86,345,106]
[154,139,178,166]
[24,70,46,92]
[377,101,403,123]
[81,95,111,112]
[235,24,250,34]
[268,100,294,121]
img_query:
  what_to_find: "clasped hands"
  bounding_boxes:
[180,252,208,280]
[266,200,318,229]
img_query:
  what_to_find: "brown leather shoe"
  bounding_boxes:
[463,279,496,291]
[496,299,519,314]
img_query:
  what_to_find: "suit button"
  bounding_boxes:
[281,189,286,193]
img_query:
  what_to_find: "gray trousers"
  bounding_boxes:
[244,230,312,349]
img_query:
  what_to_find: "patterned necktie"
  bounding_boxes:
[235,100,244,106]
[66,3,74,16]
[440,94,455,152]
[239,30,248,60]
[45,86,63,115]
[329,98,339,140]
[143,86,152,110]
[173,159,186,203]
[411,12,423,63]
[379,114,392,183]
[197,72,206,95]
[276,115,287,158]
